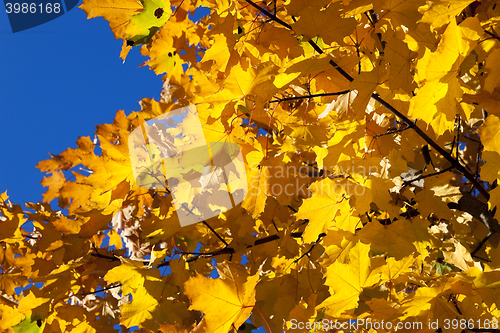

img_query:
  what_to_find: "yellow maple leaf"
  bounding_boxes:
[140,21,186,77]
[18,291,51,321]
[361,298,399,321]
[274,54,333,89]
[0,271,27,296]
[200,60,278,119]
[296,178,352,243]
[419,0,476,30]
[417,17,482,84]
[0,202,27,243]
[463,89,500,118]
[358,217,434,259]
[478,114,500,155]
[105,258,188,329]
[415,182,460,220]
[380,255,415,282]
[40,170,65,203]
[184,262,260,333]
[374,0,425,31]
[321,229,361,266]
[465,267,500,307]
[291,1,356,45]
[317,242,383,317]
[353,177,394,214]
[104,258,148,294]
[349,69,380,115]
[484,49,500,94]
[409,18,482,136]
[0,304,24,331]
[201,13,239,73]
[119,286,187,328]
[401,285,462,319]
[385,36,418,93]
[443,239,479,271]
[79,0,143,39]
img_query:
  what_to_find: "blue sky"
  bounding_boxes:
[0,1,164,205]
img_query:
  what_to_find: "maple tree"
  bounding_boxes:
[3,0,500,332]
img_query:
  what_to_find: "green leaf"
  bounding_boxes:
[125,0,172,46]
[13,316,45,333]
[435,260,454,275]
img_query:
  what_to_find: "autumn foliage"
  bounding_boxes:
[3,0,500,332]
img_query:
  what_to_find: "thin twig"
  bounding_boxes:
[91,243,119,262]
[269,90,350,103]
[403,166,454,187]
[364,11,375,27]
[293,232,326,263]
[75,284,122,297]
[471,231,494,258]
[373,121,415,138]
[202,221,229,247]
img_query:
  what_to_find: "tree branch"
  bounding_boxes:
[75,283,122,297]
[91,243,119,262]
[402,166,454,188]
[156,231,304,268]
[244,0,292,29]
[372,120,415,138]
[293,232,326,263]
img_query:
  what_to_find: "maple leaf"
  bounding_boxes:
[1,304,25,331]
[105,258,189,329]
[358,216,434,259]
[483,49,500,94]
[291,1,357,46]
[385,36,418,93]
[317,242,384,317]
[12,316,45,333]
[353,177,395,214]
[201,13,239,73]
[463,89,500,118]
[79,0,142,39]
[202,60,279,119]
[479,114,500,155]
[295,178,352,243]
[0,201,27,243]
[419,0,476,30]
[464,267,500,307]
[140,20,194,77]
[401,276,472,320]
[125,0,172,46]
[349,69,380,115]
[184,262,260,333]
[408,17,482,136]
[373,0,425,31]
